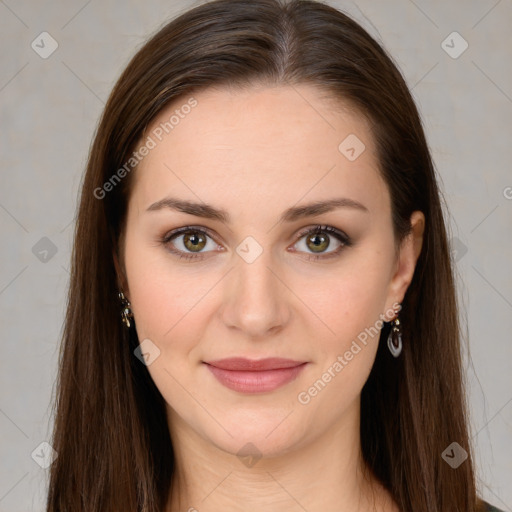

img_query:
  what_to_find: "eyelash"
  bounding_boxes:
[160,224,352,262]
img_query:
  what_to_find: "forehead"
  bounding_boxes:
[129,84,389,220]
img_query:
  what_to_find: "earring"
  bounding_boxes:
[387,311,403,358]
[118,291,133,328]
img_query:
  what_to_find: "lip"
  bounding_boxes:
[206,357,306,371]
[203,358,308,393]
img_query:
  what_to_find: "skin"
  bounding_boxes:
[117,83,424,512]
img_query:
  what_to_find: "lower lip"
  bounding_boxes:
[204,363,308,393]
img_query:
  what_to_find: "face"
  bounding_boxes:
[119,84,423,458]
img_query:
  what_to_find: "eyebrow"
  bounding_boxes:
[146,196,369,223]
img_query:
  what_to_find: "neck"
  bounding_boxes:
[165,399,396,512]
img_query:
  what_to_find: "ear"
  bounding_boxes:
[384,210,425,318]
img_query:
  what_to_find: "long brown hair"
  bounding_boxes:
[46,0,485,510]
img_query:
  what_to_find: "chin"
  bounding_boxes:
[199,410,308,461]
[212,432,300,463]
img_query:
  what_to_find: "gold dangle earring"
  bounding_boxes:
[118,291,134,328]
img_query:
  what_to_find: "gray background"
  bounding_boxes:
[0,0,511,510]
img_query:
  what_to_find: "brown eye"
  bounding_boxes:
[161,224,351,262]
[182,230,207,252]
[305,232,330,253]
[162,227,219,260]
[293,225,352,261]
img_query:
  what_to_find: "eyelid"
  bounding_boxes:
[294,224,350,243]
[161,225,224,255]
[161,224,351,260]
[290,224,351,261]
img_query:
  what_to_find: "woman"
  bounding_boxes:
[46,0,504,510]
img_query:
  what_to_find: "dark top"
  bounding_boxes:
[483,500,506,512]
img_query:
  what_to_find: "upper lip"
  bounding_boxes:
[204,357,307,371]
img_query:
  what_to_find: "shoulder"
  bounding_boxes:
[482,500,506,512]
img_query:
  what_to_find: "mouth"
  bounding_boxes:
[203,357,308,393]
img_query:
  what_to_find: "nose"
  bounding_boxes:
[220,246,291,339]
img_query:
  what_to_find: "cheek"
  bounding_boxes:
[298,260,391,353]
[123,239,225,358]
[292,272,387,422]
[123,235,192,339]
